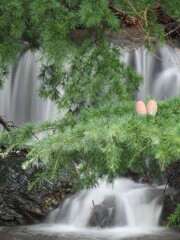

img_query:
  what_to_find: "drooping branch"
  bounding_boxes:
[0,116,11,131]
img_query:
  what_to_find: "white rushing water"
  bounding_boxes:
[46,179,163,229]
[24,178,167,239]
[0,46,179,239]
[0,45,179,126]
[122,46,180,100]
[0,50,57,126]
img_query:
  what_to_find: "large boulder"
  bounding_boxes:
[0,154,73,226]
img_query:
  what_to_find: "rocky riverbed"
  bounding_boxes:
[0,154,179,227]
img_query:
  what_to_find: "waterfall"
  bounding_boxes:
[0,50,57,126]
[0,46,178,238]
[122,46,180,100]
[0,73,11,122]
[46,179,163,229]
[0,46,179,125]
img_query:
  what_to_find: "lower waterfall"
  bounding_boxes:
[0,178,179,240]
[23,178,171,240]
[46,179,163,229]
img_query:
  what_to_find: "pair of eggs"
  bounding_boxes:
[136,100,158,116]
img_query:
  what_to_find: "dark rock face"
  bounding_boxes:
[161,161,180,225]
[0,155,73,226]
[161,192,180,225]
[166,161,180,191]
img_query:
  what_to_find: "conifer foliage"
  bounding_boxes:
[0,0,179,93]
[0,1,179,186]
[1,98,179,189]
[0,0,180,228]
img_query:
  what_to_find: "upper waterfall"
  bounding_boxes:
[122,46,180,100]
[0,51,57,126]
[0,46,179,125]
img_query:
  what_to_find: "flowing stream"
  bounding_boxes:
[0,179,179,240]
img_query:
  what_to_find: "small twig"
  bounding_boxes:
[164,180,169,195]
[92,200,102,228]
[165,24,180,37]
[117,34,145,53]
[151,51,180,65]
[126,0,149,26]
[33,134,39,140]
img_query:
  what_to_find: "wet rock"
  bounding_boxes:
[0,155,73,226]
[166,161,180,191]
[87,196,116,228]
[161,161,180,226]
[161,192,180,225]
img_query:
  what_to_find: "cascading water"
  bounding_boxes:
[0,178,179,239]
[0,50,57,126]
[46,179,163,229]
[0,46,179,239]
[0,45,179,126]
[24,178,171,239]
[122,45,180,100]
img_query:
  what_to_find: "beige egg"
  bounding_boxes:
[146,100,158,116]
[136,101,147,115]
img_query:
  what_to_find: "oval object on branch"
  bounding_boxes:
[146,100,158,116]
[136,101,147,115]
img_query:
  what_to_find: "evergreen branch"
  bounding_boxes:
[52,151,61,179]
[128,141,157,168]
